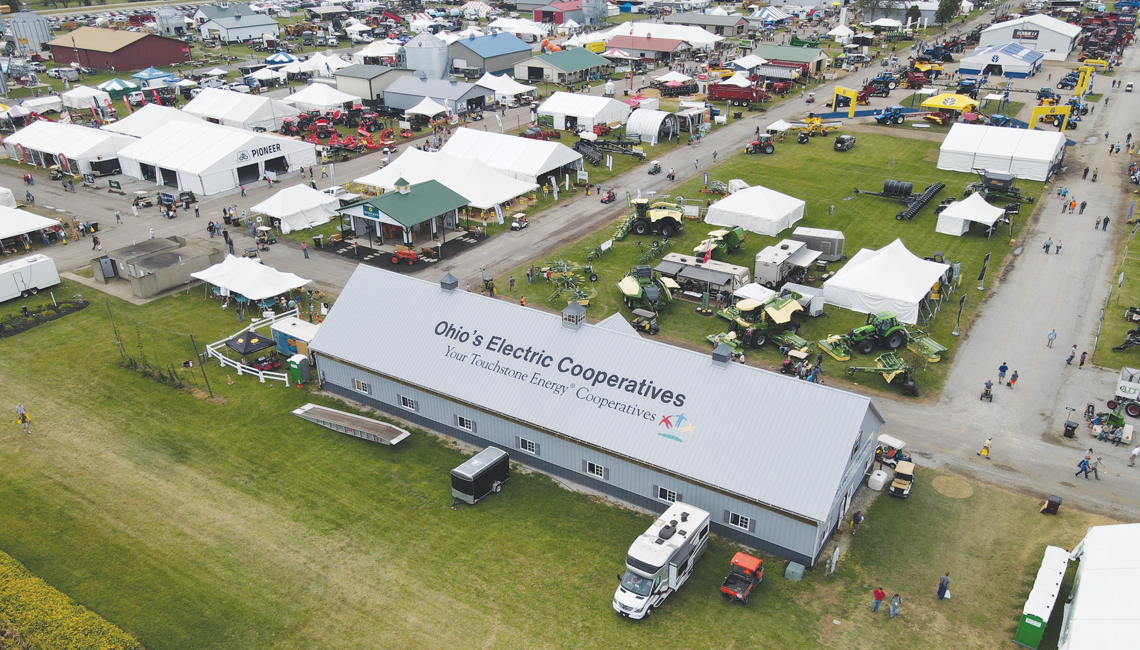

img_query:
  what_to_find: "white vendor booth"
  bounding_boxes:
[354,149,537,210]
[935,193,1005,237]
[938,123,1066,181]
[250,184,340,234]
[182,88,298,131]
[823,239,950,324]
[190,255,310,300]
[705,184,805,237]
[2,121,134,175]
[536,91,631,131]
[281,84,362,112]
[439,128,582,184]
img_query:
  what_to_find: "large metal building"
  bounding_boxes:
[308,267,886,567]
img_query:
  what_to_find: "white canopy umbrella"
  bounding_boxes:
[406,96,448,117]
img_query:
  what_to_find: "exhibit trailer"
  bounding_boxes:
[0,254,59,303]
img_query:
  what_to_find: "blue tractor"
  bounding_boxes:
[875,106,907,126]
[988,114,1013,127]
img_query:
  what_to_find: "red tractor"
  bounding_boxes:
[391,246,417,265]
[719,553,763,604]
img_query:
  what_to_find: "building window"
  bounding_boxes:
[587,462,605,478]
[519,438,537,454]
[728,512,750,531]
[398,395,417,412]
[658,487,677,503]
[353,379,370,394]
[457,416,474,432]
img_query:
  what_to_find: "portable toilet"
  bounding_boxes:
[288,354,311,383]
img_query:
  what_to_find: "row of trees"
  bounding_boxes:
[851,0,966,26]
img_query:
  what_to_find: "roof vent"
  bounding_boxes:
[395,177,411,194]
[440,272,458,292]
[561,301,587,330]
[712,342,733,367]
[658,523,676,540]
[448,74,458,84]
[780,243,789,250]
[680,512,689,522]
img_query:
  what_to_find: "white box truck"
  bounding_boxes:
[1,254,60,303]
[613,502,710,619]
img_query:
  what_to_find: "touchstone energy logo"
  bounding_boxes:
[657,413,694,443]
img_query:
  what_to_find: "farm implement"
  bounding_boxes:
[845,353,919,396]
[853,179,946,220]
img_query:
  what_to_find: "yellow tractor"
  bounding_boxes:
[788,116,842,137]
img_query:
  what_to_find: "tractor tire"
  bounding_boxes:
[887,80,898,90]
[763,143,774,154]
[886,332,905,350]
[1108,400,1119,410]
[857,339,875,355]
[632,220,650,236]
[751,330,768,348]
[391,257,399,264]
[590,273,598,282]
[1127,402,1140,418]
[894,115,905,125]
[407,259,414,265]
[788,323,801,335]
[660,223,675,238]
[809,130,816,137]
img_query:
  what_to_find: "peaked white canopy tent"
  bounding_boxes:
[823,239,950,324]
[250,184,339,234]
[352,40,402,62]
[0,205,59,240]
[249,67,287,83]
[0,187,16,209]
[61,86,112,111]
[935,193,1005,237]
[405,96,449,117]
[537,91,631,131]
[828,25,854,44]
[439,127,583,184]
[354,149,537,210]
[717,72,752,88]
[705,185,804,236]
[190,255,310,301]
[654,70,693,83]
[282,83,362,112]
[475,72,536,103]
[938,123,1066,181]
[182,88,298,131]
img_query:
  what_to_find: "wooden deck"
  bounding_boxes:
[292,403,411,446]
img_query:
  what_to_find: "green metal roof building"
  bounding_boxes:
[339,179,470,252]
[514,49,610,84]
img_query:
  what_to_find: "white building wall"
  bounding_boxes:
[977,24,1077,61]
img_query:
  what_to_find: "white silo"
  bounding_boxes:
[401,31,448,80]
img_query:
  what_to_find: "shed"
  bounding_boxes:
[101,237,224,299]
[334,65,413,102]
[439,127,583,184]
[2,121,134,176]
[513,48,610,83]
[977,14,1081,62]
[308,266,886,568]
[748,44,831,74]
[449,33,534,75]
[382,74,491,112]
[198,13,280,43]
[663,13,749,36]
[537,91,630,131]
[533,1,585,25]
[47,27,190,72]
[958,42,1045,79]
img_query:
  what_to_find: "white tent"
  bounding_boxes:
[2,121,135,175]
[1059,523,1140,650]
[0,187,16,209]
[865,18,903,28]
[118,121,317,196]
[282,83,362,112]
[537,91,631,131]
[822,239,950,324]
[205,67,228,76]
[20,96,63,114]
[625,109,678,146]
[828,25,854,44]
[355,149,538,210]
[935,193,1005,236]
[938,123,1066,181]
[60,86,112,111]
[733,282,776,303]
[729,55,768,71]
[190,255,310,300]
[0,205,58,240]
[405,96,449,117]
[250,184,339,234]
[250,67,286,82]
[705,185,805,237]
[101,104,208,139]
[182,88,298,131]
[717,72,753,88]
[308,53,351,76]
[476,72,536,103]
[654,70,693,83]
[755,6,791,23]
[352,40,402,63]
[439,127,582,183]
[766,119,793,132]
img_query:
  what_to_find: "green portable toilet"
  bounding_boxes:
[1013,545,1069,648]
[288,354,311,384]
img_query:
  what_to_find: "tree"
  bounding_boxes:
[935,0,959,25]
[905,5,922,23]
[852,0,906,22]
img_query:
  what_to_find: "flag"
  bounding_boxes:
[702,247,712,264]
[977,252,991,282]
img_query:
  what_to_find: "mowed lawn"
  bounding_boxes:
[0,286,1112,649]
[497,132,1045,397]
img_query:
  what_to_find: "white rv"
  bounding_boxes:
[1,254,60,303]
[613,502,710,619]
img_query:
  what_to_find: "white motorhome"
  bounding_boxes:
[1,254,60,303]
[613,502,710,619]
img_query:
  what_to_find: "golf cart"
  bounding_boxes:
[511,214,529,231]
[648,160,662,175]
[132,191,153,208]
[889,461,915,498]
[600,188,617,204]
[256,226,276,245]
[876,434,912,469]
[631,308,659,334]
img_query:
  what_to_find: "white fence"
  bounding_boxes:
[205,308,299,385]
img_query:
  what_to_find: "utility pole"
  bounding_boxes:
[189,334,213,398]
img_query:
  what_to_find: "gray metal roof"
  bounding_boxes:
[335,64,398,80]
[310,267,884,523]
[664,14,748,27]
[384,75,488,101]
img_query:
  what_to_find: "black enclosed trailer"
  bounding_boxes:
[451,447,510,505]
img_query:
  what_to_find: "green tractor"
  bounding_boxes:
[629,198,686,238]
[692,226,746,261]
[617,265,679,313]
[820,311,907,359]
[716,289,804,348]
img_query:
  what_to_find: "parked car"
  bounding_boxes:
[126,91,145,106]
[227,83,251,94]
[1127,82,1134,93]
[834,134,857,152]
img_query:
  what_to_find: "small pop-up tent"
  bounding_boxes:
[250,184,340,234]
[475,72,536,104]
[823,239,950,324]
[0,187,17,209]
[405,96,449,118]
[654,70,693,83]
[282,83,362,112]
[705,185,805,236]
[935,193,1005,237]
[190,255,310,300]
[61,85,112,110]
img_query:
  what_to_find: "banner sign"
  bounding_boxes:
[1012,29,1039,40]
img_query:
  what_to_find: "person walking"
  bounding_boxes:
[1047,329,1057,348]
[1076,457,1091,478]
[1067,345,1077,364]
[239,184,246,197]
[1105,131,1110,141]
[1088,456,1103,480]
[194,204,200,218]
[1095,216,1102,230]
[148,228,155,239]
[1080,351,1087,369]
[1083,166,1089,179]
[91,235,100,250]
[1129,445,1139,467]
[114,210,122,224]
[889,593,902,619]
[1092,168,1098,182]
[872,587,886,613]
[1079,201,1087,214]
[131,204,138,218]
[1043,237,1053,253]
[937,572,951,600]
[15,403,30,433]
[851,510,864,536]
[301,242,309,259]
[1008,370,1018,388]
[1103,216,1110,230]
[1069,200,1077,213]
[693,158,699,171]
[321,165,328,178]
[978,437,993,458]
[998,362,1009,382]
[1055,240,1062,254]
[713,150,718,162]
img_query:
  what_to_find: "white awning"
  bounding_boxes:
[190,255,310,300]
[0,205,59,240]
[250,184,339,234]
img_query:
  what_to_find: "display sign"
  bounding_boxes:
[739,39,754,49]
[108,179,121,190]
[1012,29,1039,40]
[585,41,606,53]
[363,204,380,219]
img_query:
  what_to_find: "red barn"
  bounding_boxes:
[47,27,190,72]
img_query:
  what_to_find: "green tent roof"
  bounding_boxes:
[536,49,610,73]
[748,44,827,64]
[346,180,468,228]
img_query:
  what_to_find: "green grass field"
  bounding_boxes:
[1093,228,1140,365]
[496,132,1044,397]
[0,283,1113,649]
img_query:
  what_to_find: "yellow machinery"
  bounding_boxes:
[788,116,843,136]
[830,86,859,118]
[1029,104,1073,132]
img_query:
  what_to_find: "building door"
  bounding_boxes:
[159,168,178,187]
[236,163,260,184]
[263,156,288,174]
[527,66,544,81]
[139,163,157,181]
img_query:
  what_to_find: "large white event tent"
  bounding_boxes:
[60,86,111,111]
[118,121,317,196]
[182,88,297,131]
[596,22,723,49]
[935,193,1005,237]
[281,84,362,112]
[405,96,448,118]
[0,187,16,209]
[250,184,339,234]
[823,239,950,325]
[190,255,310,301]
[352,40,402,63]
[101,103,208,139]
[938,123,1066,181]
[537,91,631,131]
[2,121,134,175]
[1056,523,1140,650]
[0,205,59,240]
[705,185,805,236]
[439,128,582,184]
[475,72,536,104]
[354,149,538,210]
